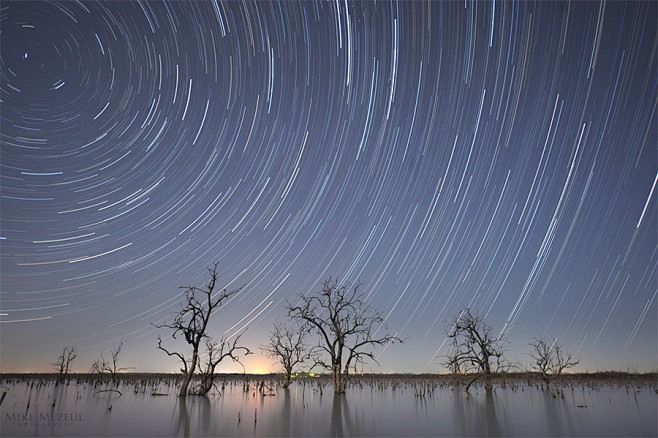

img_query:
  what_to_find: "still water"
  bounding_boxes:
[1,377,655,437]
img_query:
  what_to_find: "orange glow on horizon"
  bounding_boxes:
[247,361,273,374]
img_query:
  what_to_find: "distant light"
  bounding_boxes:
[24,53,28,59]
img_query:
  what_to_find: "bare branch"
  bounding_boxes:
[90,352,108,375]
[153,263,246,396]
[194,334,252,395]
[92,341,133,383]
[261,320,310,387]
[528,337,580,396]
[287,278,402,394]
[52,346,78,382]
[442,308,508,393]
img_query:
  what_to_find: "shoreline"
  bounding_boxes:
[2,370,656,386]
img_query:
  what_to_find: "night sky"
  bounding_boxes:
[1,1,656,375]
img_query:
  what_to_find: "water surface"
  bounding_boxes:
[1,377,655,437]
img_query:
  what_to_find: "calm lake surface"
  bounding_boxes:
[1,376,656,437]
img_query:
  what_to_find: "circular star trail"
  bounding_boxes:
[1,1,656,373]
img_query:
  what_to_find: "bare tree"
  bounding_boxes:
[261,321,310,388]
[52,346,78,382]
[194,335,251,395]
[528,337,580,397]
[90,341,133,383]
[153,263,247,396]
[443,308,508,395]
[90,354,107,376]
[288,278,402,394]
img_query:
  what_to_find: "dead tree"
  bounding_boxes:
[52,346,78,382]
[443,308,508,395]
[153,263,245,396]
[90,341,132,383]
[528,337,580,397]
[90,351,109,379]
[195,335,251,395]
[260,321,310,388]
[288,278,402,394]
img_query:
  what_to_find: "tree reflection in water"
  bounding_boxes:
[173,395,212,437]
[173,397,189,437]
[0,378,655,437]
[476,389,501,436]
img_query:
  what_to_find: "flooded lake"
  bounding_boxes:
[1,375,656,437]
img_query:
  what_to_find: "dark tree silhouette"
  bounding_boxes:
[261,321,310,388]
[90,355,105,376]
[443,308,508,395]
[153,263,248,396]
[194,335,250,395]
[90,341,133,383]
[528,337,580,397]
[288,278,402,394]
[52,346,78,382]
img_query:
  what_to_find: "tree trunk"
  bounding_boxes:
[340,365,351,394]
[196,373,214,395]
[483,359,492,391]
[179,351,198,397]
[332,362,344,394]
[338,374,347,394]
[333,373,341,394]
[465,375,479,395]
[484,376,493,391]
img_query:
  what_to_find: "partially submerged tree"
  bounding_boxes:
[288,278,402,394]
[261,321,310,388]
[194,335,251,395]
[153,263,249,396]
[52,346,78,382]
[90,341,132,383]
[528,337,580,397]
[443,308,508,395]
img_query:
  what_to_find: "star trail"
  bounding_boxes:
[1,1,656,374]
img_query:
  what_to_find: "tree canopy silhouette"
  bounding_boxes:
[52,345,78,382]
[443,308,509,395]
[90,340,133,383]
[528,337,580,397]
[261,320,310,388]
[153,263,250,396]
[288,278,401,394]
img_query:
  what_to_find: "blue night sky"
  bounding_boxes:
[1,1,656,375]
